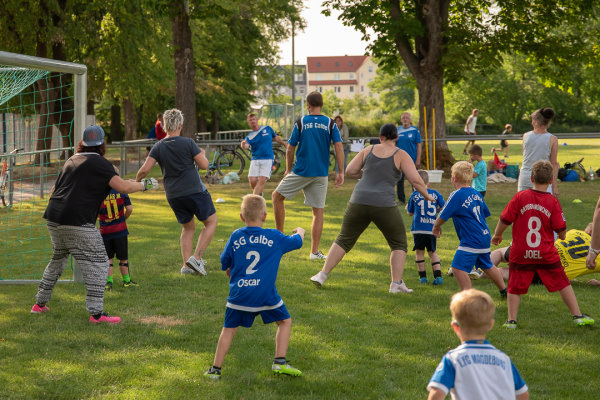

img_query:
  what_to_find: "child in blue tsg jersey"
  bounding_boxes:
[432,161,507,295]
[406,170,445,285]
[204,194,305,379]
[427,289,529,400]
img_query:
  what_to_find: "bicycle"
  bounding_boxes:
[205,144,286,178]
[0,148,23,207]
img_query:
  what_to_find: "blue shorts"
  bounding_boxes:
[224,304,290,328]
[451,249,493,273]
[167,191,216,224]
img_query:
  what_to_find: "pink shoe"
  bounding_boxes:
[31,304,50,313]
[89,312,121,324]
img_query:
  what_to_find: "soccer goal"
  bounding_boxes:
[0,51,87,284]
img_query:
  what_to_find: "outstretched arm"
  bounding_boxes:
[136,157,157,181]
[492,220,510,245]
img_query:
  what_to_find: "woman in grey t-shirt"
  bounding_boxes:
[310,123,433,293]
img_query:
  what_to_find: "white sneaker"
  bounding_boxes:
[180,266,198,275]
[469,268,483,280]
[310,271,328,287]
[185,256,207,276]
[310,251,327,260]
[389,281,413,293]
[447,268,454,277]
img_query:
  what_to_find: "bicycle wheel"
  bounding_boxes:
[216,150,245,176]
[272,148,286,175]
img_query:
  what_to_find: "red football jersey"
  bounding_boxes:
[500,189,566,267]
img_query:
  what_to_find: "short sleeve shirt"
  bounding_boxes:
[472,160,487,192]
[439,187,491,252]
[44,153,117,226]
[289,115,342,177]
[149,136,206,199]
[220,226,303,310]
[396,125,421,163]
[246,125,276,160]
[427,340,527,400]
[407,189,445,234]
[500,189,566,268]
[98,189,131,239]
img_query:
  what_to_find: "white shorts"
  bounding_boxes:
[248,159,273,178]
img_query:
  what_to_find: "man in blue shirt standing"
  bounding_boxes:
[272,91,345,260]
[396,112,422,203]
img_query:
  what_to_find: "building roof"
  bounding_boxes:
[307,56,368,73]
[308,80,357,85]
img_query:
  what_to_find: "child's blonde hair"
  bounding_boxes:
[417,169,429,185]
[241,194,267,222]
[452,161,473,184]
[450,289,495,336]
[531,160,553,185]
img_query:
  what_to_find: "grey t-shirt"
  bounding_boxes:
[350,146,401,207]
[149,136,207,199]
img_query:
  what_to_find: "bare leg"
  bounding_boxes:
[275,318,292,358]
[253,176,268,195]
[429,251,441,272]
[248,177,258,191]
[311,207,324,254]
[272,191,286,232]
[558,285,582,316]
[194,213,218,260]
[390,250,407,282]
[212,327,238,368]
[118,259,129,276]
[483,266,506,290]
[416,249,426,272]
[507,293,520,321]
[321,242,346,275]
[180,219,196,265]
[453,269,472,290]
[107,262,113,278]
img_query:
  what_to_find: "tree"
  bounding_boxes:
[324,0,599,166]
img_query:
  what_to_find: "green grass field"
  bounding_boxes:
[2,140,600,399]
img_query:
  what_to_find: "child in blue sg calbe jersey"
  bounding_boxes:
[432,161,507,296]
[204,194,305,380]
[406,170,445,285]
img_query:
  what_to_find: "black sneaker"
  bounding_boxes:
[105,282,112,291]
[204,367,221,379]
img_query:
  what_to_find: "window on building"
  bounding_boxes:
[349,61,353,66]
[360,73,364,78]
[334,86,341,93]
[361,86,364,92]
[317,62,320,67]
[335,62,339,67]
[318,86,323,93]
[334,73,341,80]
[316,74,323,80]
[368,66,373,73]
[349,73,354,79]
[350,86,354,93]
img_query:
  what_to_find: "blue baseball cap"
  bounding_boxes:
[82,125,105,146]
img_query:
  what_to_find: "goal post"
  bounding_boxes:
[0,51,87,284]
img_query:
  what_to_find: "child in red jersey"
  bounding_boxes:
[492,160,593,328]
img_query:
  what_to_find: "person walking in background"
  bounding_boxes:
[31,125,159,324]
[241,113,288,196]
[396,112,421,204]
[334,115,350,174]
[518,108,559,197]
[491,124,512,157]
[462,109,478,155]
[272,91,344,261]
[136,108,217,276]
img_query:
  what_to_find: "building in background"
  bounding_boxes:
[306,55,378,99]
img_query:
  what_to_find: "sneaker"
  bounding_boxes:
[433,277,443,285]
[462,150,468,155]
[204,367,221,380]
[499,288,508,298]
[122,280,138,288]
[272,362,302,377]
[503,320,518,329]
[469,268,483,280]
[31,304,49,313]
[573,314,595,326]
[447,268,454,277]
[389,281,413,293]
[105,281,112,291]
[180,266,198,275]
[89,312,121,324]
[419,277,428,284]
[309,251,327,260]
[310,271,328,287]
[186,256,207,276]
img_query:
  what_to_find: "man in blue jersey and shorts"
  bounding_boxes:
[241,113,288,196]
[396,112,422,204]
[204,194,305,379]
[272,91,345,260]
[433,161,506,295]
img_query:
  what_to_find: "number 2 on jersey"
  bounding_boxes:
[246,251,260,274]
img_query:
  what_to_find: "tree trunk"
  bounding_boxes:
[211,110,219,139]
[171,0,197,138]
[110,102,123,142]
[33,41,54,166]
[122,98,137,141]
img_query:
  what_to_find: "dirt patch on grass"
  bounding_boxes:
[139,315,188,327]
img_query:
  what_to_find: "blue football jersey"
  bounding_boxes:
[396,125,421,163]
[428,340,528,400]
[245,125,276,160]
[407,189,445,234]
[221,226,303,311]
[439,187,491,252]
[288,115,342,177]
